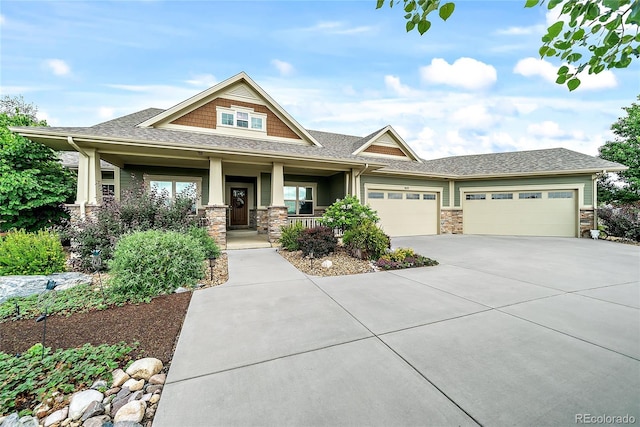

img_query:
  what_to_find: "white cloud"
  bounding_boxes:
[495,25,544,36]
[45,59,70,76]
[302,21,374,35]
[420,58,497,90]
[185,74,216,87]
[97,107,115,119]
[452,105,498,130]
[271,59,294,77]
[513,57,617,91]
[0,14,5,25]
[384,75,416,97]
[527,120,565,138]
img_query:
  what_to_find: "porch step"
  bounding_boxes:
[226,230,272,250]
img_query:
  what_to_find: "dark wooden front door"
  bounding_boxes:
[230,187,248,226]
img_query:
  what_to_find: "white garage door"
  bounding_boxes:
[366,190,439,237]
[463,190,577,237]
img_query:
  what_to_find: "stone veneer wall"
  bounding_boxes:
[255,209,268,234]
[580,209,595,237]
[440,209,463,234]
[205,205,228,249]
[66,204,100,225]
[267,206,288,243]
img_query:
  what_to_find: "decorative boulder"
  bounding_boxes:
[111,368,130,387]
[122,378,145,391]
[69,389,104,420]
[43,408,68,427]
[114,400,147,423]
[125,358,163,380]
[321,260,333,269]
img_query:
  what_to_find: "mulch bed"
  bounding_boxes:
[278,247,375,276]
[0,292,191,365]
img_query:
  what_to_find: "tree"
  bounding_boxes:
[0,97,76,232]
[377,0,640,91]
[597,95,640,204]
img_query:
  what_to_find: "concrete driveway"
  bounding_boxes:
[154,235,639,426]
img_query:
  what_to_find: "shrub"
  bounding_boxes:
[279,222,305,251]
[66,178,200,271]
[108,230,205,300]
[188,226,221,259]
[377,248,439,270]
[598,203,640,241]
[0,229,66,276]
[320,195,379,232]
[342,221,390,260]
[297,226,337,257]
[0,342,133,415]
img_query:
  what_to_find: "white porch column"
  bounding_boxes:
[208,157,224,205]
[86,148,102,205]
[271,162,284,206]
[75,151,89,205]
[350,168,358,197]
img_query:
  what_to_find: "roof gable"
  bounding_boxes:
[137,72,322,147]
[352,126,422,163]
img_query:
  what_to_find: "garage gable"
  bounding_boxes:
[353,126,422,163]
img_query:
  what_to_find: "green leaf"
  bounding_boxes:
[558,65,570,75]
[602,0,621,10]
[376,0,385,9]
[545,47,557,57]
[547,21,564,38]
[556,74,568,84]
[539,45,549,56]
[567,78,581,91]
[404,1,415,12]
[406,20,416,31]
[628,0,640,24]
[418,19,431,34]
[572,28,585,40]
[438,2,455,20]
[548,0,563,9]
[585,2,600,20]
[605,30,620,47]
[591,23,602,34]
[524,0,539,7]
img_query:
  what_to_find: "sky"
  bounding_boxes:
[1,0,638,160]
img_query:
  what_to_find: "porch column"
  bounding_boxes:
[271,162,284,206]
[75,151,89,205]
[350,168,358,197]
[86,148,102,205]
[268,162,287,244]
[208,157,224,205]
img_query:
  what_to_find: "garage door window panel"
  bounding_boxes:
[466,194,486,200]
[388,192,403,200]
[368,192,384,199]
[519,192,542,199]
[491,193,513,200]
[423,194,436,200]
[406,193,420,200]
[549,191,573,199]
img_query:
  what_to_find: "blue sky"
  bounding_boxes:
[1,0,637,159]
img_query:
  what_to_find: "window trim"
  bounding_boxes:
[145,174,203,208]
[216,106,267,133]
[284,181,317,216]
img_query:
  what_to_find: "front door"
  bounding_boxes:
[230,187,248,226]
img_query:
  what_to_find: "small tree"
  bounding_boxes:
[0,97,76,231]
[320,195,379,232]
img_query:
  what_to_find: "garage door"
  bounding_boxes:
[463,190,577,237]
[366,190,439,236]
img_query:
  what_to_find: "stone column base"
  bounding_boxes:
[267,206,288,243]
[255,209,268,234]
[205,205,228,249]
[580,209,595,238]
[440,209,463,234]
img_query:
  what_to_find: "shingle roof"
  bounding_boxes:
[59,151,114,170]
[12,107,627,178]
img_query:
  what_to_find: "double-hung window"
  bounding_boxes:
[284,184,315,215]
[147,175,202,212]
[217,106,266,132]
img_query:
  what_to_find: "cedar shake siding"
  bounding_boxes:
[171,98,302,140]
[364,144,407,157]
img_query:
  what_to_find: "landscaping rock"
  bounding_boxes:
[321,260,332,269]
[125,358,162,380]
[105,387,120,397]
[91,380,108,390]
[122,379,144,392]
[113,422,142,427]
[174,286,189,293]
[111,369,129,388]
[33,401,51,419]
[140,393,152,402]
[149,394,160,405]
[148,373,165,385]
[43,407,68,427]
[145,384,162,394]
[115,388,131,401]
[0,413,19,427]
[81,401,105,421]
[82,415,110,427]
[110,397,130,418]
[127,390,143,402]
[69,389,104,420]
[18,416,38,427]
[114,401,146,424]
[0,272,92,303]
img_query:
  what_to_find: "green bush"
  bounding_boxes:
[0,229,66,276]
[108,230,205,300]
[342,221,390,260]
[598,203,640,241]
[188,226,221,258]
[297,226,337,257]
[377,248,439,270]
[278,222,305,251]
[320,195,379,232]
[0,342,133,415]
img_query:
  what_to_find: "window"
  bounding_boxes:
[492,193,513,200]
[388,192,403,200]
[406,193,420,200]
[549,191,573,199]
[368,192,384,199]
[217,107,266,132]
[284,185,314,215]
[519,192,542,199]
[148,176,201,212]
[423,194,436,200]
[466,194,486,200]
[102,184,115,199]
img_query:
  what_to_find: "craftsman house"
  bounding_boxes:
[11,72,626,248]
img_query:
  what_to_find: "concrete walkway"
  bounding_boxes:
[154,236,639,426]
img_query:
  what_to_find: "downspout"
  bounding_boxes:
[68,136,87,218]
[354,163,369,200]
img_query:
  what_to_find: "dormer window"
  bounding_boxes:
[217,106,266,132]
